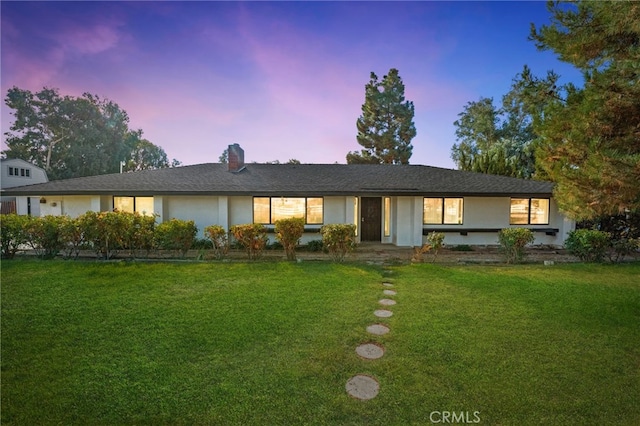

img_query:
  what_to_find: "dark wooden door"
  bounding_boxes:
[361,197,382,242]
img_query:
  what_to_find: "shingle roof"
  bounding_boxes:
[2,163,554,197]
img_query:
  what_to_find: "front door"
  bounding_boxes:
[361,197,382,242]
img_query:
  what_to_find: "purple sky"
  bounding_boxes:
[1,1,581,169]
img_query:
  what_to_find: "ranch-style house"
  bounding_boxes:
[2,144,575,247]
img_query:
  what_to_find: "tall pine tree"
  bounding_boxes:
[347,69,416,164]
[531,1,640,220]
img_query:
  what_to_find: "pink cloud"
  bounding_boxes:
[53,24,122,55]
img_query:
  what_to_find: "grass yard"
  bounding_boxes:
[1,260,639,425]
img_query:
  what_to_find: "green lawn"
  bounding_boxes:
[2,260,639,425]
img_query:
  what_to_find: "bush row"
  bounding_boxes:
[0,212,196,260]
[4,212,635,263]
[565,228,639,263]
[0,214,358,262]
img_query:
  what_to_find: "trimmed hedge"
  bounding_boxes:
[275,217,305,261]
[320,224,356,262]
[230,223,268,260]
[498,228,535,264]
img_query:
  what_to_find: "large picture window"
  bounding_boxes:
[423,198,463,224]
[253,197,323,224]
[113,196,154,216]
[510,198,549,225]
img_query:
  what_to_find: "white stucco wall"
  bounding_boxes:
[12,192,574,248]
[228,196,253,226]
[165,196,219,238]
[420,196,573,247]
[60,196,94,217]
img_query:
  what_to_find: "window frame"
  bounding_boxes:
[253,196,324,225]
[509,198,550,225]
[383,197,391,237]
[113,196,155,216]
[423,197,464,225]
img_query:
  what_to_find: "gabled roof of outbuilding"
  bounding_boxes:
[2,163,554,197]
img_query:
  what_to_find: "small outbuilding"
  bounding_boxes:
[1,158,49,215]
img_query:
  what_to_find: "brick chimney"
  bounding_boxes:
[228,143,245,172]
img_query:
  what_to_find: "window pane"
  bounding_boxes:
[306,198,323,224]
[253,197,270,224]
[423,198,442,224]
[114,196,134,213]
[384,197,390,236]
[510,198,529,224]
[271,197,305,222]
[444,198,463,224]
[530,198,549,224]
[135,197,154,216]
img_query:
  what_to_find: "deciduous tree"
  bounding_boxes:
[3,87,178,179]
[451,66,559,179]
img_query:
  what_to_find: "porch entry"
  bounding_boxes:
[360,197,382,242]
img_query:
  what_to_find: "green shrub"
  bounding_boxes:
[155,219,198,258]
[203,225,229,260]
[26,215,67,258]
[609,237,639,263]
[78,211,131,259]
[426,231,445,262]
[565,229,611,262]
[58,216,85,260]
[0,214,32,259]
[275,217,305,261]
[124,213,156,258]
[266,241,283,251]
[230,223,268,260]
[305,239,324,252]
[319,224,356,262]
[450,244,474,252]
[498,228,535,264]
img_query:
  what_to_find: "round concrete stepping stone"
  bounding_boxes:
[382,282,394,287]
[383,289,397,296]
[356,343,385,360]
[345,375,380,400]
[366,323,390,335]
[379,298,397,306]
[374,309,393,318]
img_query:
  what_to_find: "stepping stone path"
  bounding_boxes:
[356,343,385,360]
[366,324,390,335]
[346,271,397,400]
[345,375,379,400]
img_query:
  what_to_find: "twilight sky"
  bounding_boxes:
[1,1,581,169]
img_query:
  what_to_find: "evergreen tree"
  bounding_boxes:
[531,0,640,220]
[347,69,416,164]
